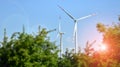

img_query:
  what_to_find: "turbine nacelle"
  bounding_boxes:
[60,32,64,35]
[74,20,77,23]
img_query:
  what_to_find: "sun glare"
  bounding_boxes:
[99,43,107,51]
[100,45,106,51]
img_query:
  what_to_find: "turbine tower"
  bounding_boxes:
[56,16,64,58]
[58,5,95,53]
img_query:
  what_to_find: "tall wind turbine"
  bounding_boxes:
[58,5,96,53]
[56,16,64,58]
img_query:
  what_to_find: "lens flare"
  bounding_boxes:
[99,43,107,51]
[101,44,106,51]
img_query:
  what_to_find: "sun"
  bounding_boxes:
[99,43,107,51]
[100,44,106,51]
[94,43,108,52]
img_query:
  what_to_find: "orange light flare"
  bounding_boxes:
[98,43,108,53]
[93,43,108,53]
[92,43,109,59]
[100,44,107,51]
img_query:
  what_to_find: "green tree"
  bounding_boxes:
[0,28,9,67]
[0,26,58,67]
[58,48,74,67]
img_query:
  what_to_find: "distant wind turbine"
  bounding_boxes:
[58,5,96,53]
[56,16,64,58]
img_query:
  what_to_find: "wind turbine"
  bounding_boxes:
[58,5,96,53]
[56,16,64,58]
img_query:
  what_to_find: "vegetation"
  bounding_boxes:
[96,22,120,66]
[0,20,120,67]
[58,22,120,67]
[0,26,59,67]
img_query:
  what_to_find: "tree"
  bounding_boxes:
[96,22,120,66]
[0,26,59,67]
[58,48,74,67]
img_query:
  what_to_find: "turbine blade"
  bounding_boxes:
[77,13,96,21]
[59,22,61,32]
[58,5,75,21]
[59,16,61,32]
[55,34,59,41]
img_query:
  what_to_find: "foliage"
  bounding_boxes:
[0,27,59,67]
[96,22,120,67]
[1,19,120,67]
[58,48,74,67]
[59,21,120,67]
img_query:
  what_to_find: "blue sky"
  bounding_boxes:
[0,0,120,52]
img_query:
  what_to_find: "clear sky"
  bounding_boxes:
[0,0,120,52]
